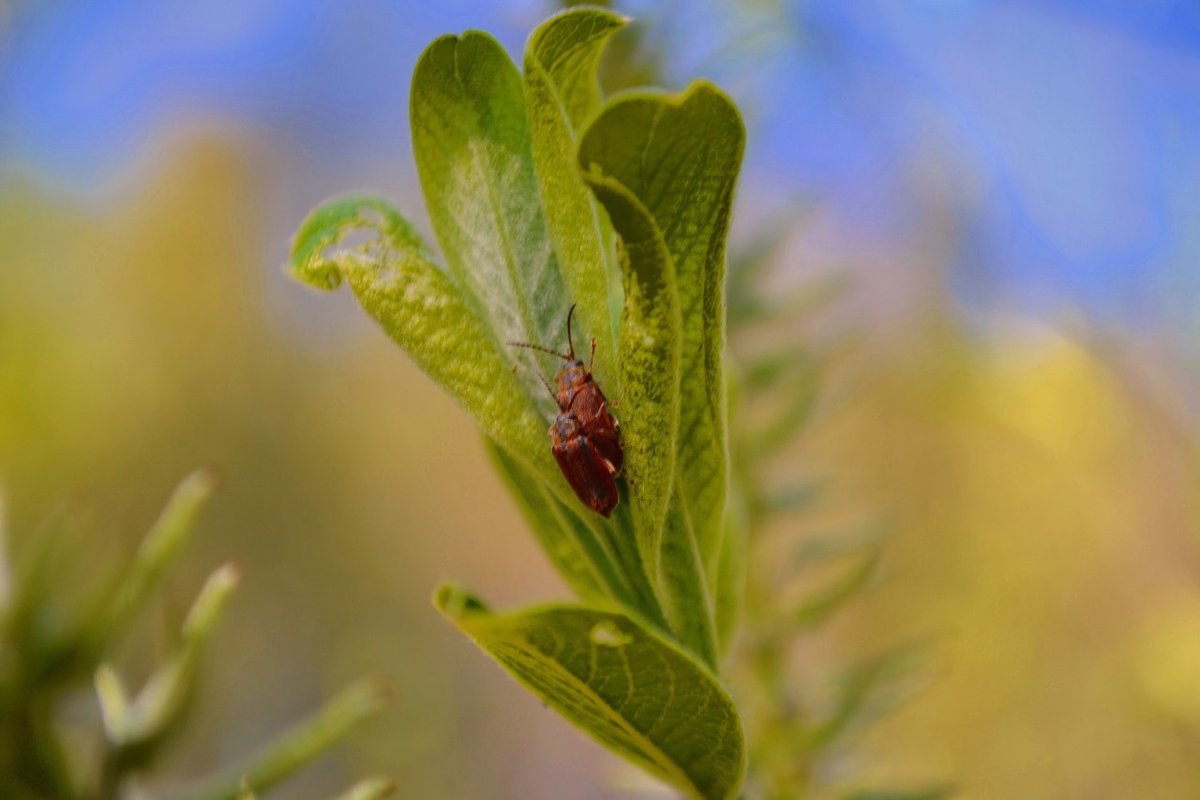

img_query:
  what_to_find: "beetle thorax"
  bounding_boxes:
[553,412,582,440]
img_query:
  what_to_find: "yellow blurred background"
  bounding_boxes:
[4,1,1200,798]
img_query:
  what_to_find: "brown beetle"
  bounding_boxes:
[511,305,623,518]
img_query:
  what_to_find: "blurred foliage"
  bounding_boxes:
[1,2,1199,799]
[0,471,387,799]
[723,216,944,799]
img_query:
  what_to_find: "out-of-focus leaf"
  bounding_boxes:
[756,481,824,517]
[524,8,626,390]
[435,584,745,800]
[792,553,879,629]
[334,777,397,800]
[90,469,219,649]
[411,30,570,413]
[289,194,554,489]
[579,84,744,572]
[98,563,241,751]
[182,679,388,800]
[732,272,850,330]
[808,647,923,751]
[726,202,808,321]
[714,488,749,656]
[843,790,954,800]
[791,521,890,571]
[747,369,821,460]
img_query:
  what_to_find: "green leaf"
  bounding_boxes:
[525,8,627,388]
[334,777,397,800]
[658,491,718,667]
[792,553,879,629]
[809,647,922,752]
[435,585,745,800]
[181,679,388,800]
[714,487,749,655]
[289,194,554,489]
[91,468,219,650]
[580,171,680,587]
[843,789,954,800]
[97,563,241,752]
[578,84,745,573]
[410,30,571,413]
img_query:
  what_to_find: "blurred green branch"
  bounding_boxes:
[0,471,386,800]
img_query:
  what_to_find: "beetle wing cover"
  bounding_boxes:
[552,434,619,518]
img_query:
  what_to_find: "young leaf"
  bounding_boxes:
[334,777,397,800]
[579,84,745,574]
[435,584,746,800]
[792,553,879,629]
[524,8,627,390]
[289,194,555,489]
[91,468,219,649]
[411,30,570,413]
[580,172,680,585]
[181,679,388,800]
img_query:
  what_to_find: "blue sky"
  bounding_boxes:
[3,0,1199,330]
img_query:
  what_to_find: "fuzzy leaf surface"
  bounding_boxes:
[579,84,744,571]
[411,30,569,417]
[525,8,626,386]
[289,194,551,482]
[436,585,745,800]
[580,172,680,588]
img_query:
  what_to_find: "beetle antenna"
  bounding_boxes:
[566,303,578,360]
[507,341,571,361]
[535,368,556,399]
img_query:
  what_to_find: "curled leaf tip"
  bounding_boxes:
[289,193,426,293]
[433,582,489,619]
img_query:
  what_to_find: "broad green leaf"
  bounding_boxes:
[525,8,626,387]
[289,194,552,485]
[579,171,680,586]
[411,31,570,415]
[528,8,625,131]
[578,84,745,573]
[435,585,745,800]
